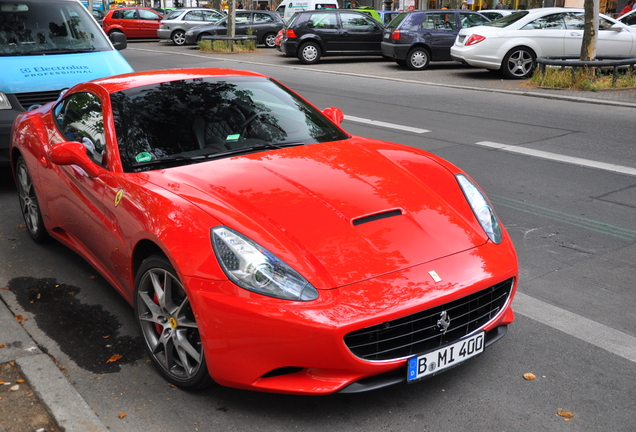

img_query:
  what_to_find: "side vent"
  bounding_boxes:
[352,209,403,226]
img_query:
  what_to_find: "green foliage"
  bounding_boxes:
[531,66,636,90]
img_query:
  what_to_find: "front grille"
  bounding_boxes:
[344,278,514,361]
[15,90,62,110]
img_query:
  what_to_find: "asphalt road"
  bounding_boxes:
[1,42,635,432]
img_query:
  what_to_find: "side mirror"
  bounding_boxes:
[48,141,101,178]
[109,31,128,50]
[323,106,344,125]
[611,24,623,32]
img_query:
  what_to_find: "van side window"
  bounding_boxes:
[54,93,108,168]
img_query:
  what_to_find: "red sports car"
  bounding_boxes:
[10,69,518,395]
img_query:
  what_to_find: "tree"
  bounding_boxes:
[580,0,600,61]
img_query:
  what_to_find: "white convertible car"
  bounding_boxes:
[451,8,636,78]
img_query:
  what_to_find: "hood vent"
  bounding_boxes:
[352,209,403,226]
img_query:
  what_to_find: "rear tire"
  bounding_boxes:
[298,41,321,64]
[406,47,430,70]
[263,32,276,48]
[171,30,186,46]
[15,156,50,243]
[501,47,535,79]
[197,32,211,44]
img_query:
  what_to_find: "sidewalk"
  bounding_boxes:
[0,293,108,432]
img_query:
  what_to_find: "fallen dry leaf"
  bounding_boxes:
[107,354,122,363]
[0,343,6,349]
[523,373,536,381]
[557,409,575,419]
[118,413,127,419]
[16,223,26,229]
[15,315,27,323]
[9,384,19,391]
[1,286,9,290]
[16,379,25,384]
[59,366,67,371]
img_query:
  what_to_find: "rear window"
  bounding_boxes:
[164,9,185,20]
[0,0,111,56]
[485,10,528,27]
[387,12,423,31]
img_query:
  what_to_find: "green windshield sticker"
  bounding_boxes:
[226,134,240,141]
[135,152,152,163]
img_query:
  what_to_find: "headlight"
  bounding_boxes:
[212,226,319,301]
[456,174,502,244]
[0,92,11,110]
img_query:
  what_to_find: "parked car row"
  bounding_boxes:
[101,6,284,48]
[99,6,636,80]
[276,7,636,78]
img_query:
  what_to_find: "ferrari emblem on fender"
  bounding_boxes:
[114,190,124,207]
[428,270,442,282]
[437,311,451,334]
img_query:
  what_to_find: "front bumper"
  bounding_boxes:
[186,238,518,395]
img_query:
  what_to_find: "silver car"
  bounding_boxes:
[158,8,225,45]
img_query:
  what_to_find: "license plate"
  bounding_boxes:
[407,331,484,382]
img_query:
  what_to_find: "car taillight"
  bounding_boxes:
[465,34,486,46]
[286,28,297,38]
[390,30,400,40]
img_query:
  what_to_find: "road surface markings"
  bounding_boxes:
[344,115,430,134]
[490,195,636,241]
[514,292,636,363]
[475,141,636,177]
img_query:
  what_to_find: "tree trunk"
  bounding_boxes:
[580,0,599,61]
[228,0,236,38]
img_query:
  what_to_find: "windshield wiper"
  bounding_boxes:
[30,47,97,55]
[203,142,305,159]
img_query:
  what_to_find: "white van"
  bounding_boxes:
[278,0,339,22]
[0,0,133,162]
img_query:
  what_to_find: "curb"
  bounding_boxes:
[0,297,108,432]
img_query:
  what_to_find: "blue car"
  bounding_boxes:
[0,0,134,162]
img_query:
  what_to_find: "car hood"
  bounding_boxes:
[146,139,489,289]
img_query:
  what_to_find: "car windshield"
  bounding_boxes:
[484,10,528,27]
[110,76,349,172]
[0,0,111,56]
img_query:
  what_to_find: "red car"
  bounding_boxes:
[10,69,518,395]
[102,6,163,39]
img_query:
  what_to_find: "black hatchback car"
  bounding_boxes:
[280,10,384,64]
[381,10,489,70]
[183,10,283,47]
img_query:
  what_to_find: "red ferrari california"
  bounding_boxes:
[10,68,518,395]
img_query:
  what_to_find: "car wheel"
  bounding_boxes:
[15,156,50,243]
[298,41,321,64]
[406,47,430,70]
[135,254,212,390]
[263,32,276,48]
[501,47,536,79]
[171,30,186,46]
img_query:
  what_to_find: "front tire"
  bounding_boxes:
[15,156,50,243]
[135,255,212,390]
[263,32,276,48]
[406,47,430,70]
[298,41,321,64]
[171,30,186,46]
[501,47,535,79]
